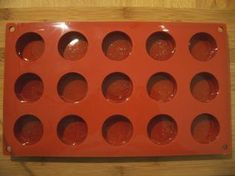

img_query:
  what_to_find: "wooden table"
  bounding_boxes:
[0,1,234,175]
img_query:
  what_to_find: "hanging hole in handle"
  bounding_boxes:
[9,26,16,32]
[6,145,12,153]
[222,144,228,150]
[218,26,224,33]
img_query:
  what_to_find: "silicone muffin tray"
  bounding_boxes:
[3,22,231,157]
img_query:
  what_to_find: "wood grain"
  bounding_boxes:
[0,1,235,175]
[0,0,235,9]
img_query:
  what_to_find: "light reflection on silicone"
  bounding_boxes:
[160,25,169,32]
[38,28,45,32]
[54,22,69,30]
[69,38,79,46]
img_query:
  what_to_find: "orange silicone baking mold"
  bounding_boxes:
[3,22,231,157]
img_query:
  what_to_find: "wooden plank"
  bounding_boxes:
[0,0,235,9]
[0,7,235,22]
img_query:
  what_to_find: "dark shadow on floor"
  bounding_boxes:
[11,153,232,163]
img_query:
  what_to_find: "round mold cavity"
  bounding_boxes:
[147,114,177,145]
[189,32,217,61]
[102,115,133,146]
[146,31,175,61]
[16,32,45,61]
[15,73,44,102]
[14,115,43,146]
[102,72,133,103]
[58,31,88,61]
[57,72,88,103]
[190,72,219,102]
[147,72,177,102]
[102,31,132,61]
[57,115,88,146]
[191,113,220,144]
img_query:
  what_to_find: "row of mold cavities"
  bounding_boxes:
[15,72,219,103]
[13,113,220,146]
[15,31,218,62]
